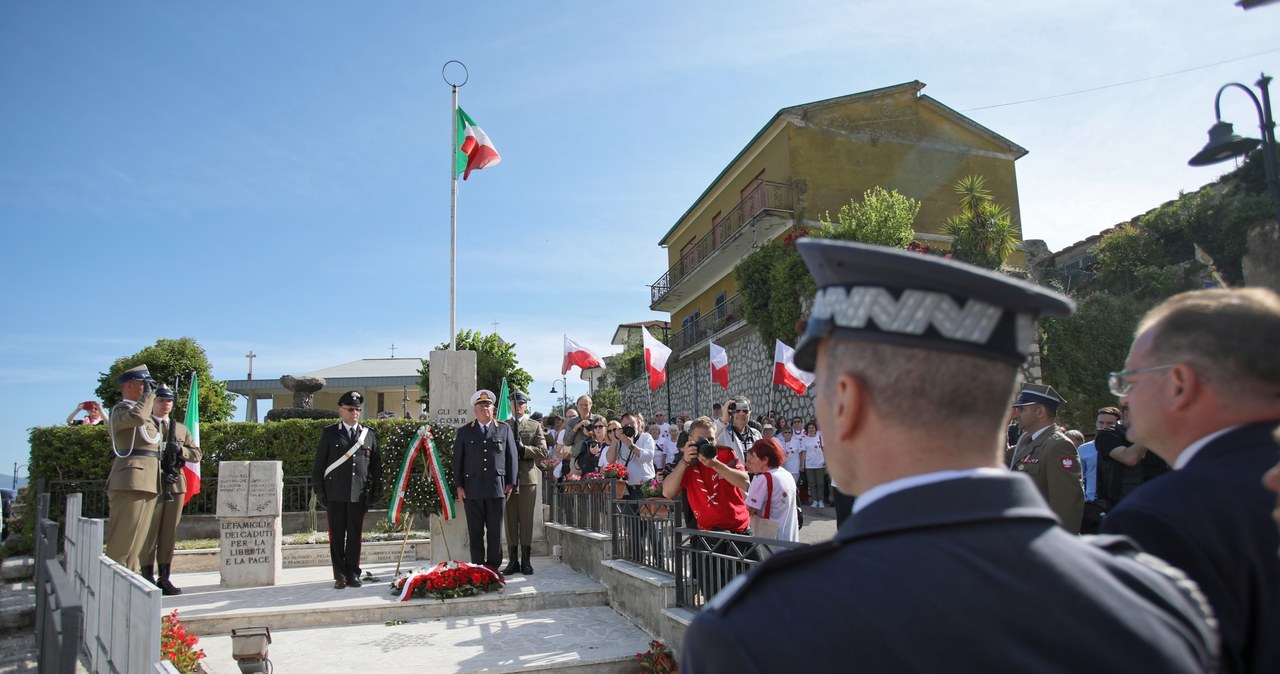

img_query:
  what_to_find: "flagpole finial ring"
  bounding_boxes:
[442,60,469,87]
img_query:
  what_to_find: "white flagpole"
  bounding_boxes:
[444,61,468,351]
[449,82,458,351]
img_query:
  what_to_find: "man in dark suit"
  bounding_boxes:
[312,390,382,589]
[681,240,1218,674]
[1007,383,1084,534]
[1101,287,1280,674]
[106,364,163,571]
[453,389,518,571]
[502,390,548,575]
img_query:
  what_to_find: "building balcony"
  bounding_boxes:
[668,292,746,357]
[649,181,794,312]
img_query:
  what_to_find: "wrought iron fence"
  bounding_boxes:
[609,497,679,573]
[43,476,320,520]
[650,180,793,306]
[673,525,806,610]
[548,479,622,533]
[668,292,746,354]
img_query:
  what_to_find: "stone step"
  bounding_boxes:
[0,579,34,633]
[165,557,610,637]
[193,605,653,674]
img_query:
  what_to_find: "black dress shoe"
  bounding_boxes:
[346,575,363,588]
[333,577,347,589]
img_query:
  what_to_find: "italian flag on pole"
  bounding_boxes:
[182,374,202,505]
[456,107,501,180]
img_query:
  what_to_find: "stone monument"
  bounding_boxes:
[216,461,283,587]
[428,349,477,564]
[281,375,326,408]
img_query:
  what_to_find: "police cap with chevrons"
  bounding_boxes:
[793,239,1075,371]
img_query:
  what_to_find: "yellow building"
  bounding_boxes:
[652,80,1027,355]
[627,81,1027,420]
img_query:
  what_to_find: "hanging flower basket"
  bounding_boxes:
[390,561,505,601]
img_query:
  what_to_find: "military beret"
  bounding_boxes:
[511,390,531,403]
[154,384,175,400]
[793,239,1075,370]
[471,389,496,406]
[337,390,363,407]
[116,364,151,385]
[1012,383,1065,411]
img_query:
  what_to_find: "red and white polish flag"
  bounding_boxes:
[562,336,605,375]
[773,340,815,395]
[642,328,672,391]
[709,342,729,389]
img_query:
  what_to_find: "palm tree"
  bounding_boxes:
[942,175,1018,270]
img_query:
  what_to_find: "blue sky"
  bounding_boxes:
[1,1,1275,479]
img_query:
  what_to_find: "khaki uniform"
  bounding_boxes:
[505,415,548,546]
[105,393,162,570]
[141,418,202,566]
[1009,428,1084,534]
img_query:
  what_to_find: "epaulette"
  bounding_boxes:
[1085,534,1218,631]
[705,538,844,614]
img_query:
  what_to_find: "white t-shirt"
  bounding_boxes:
[781,435,802,475]
[745,468,798,542]
[802,432,825,468]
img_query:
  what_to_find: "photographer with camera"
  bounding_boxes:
[661,416,749,533]
[138,384,201,594]
[105,364,164,571]
[574,419,609,475]
[67,399,107,426]
[716,396,762,467]
[606,412,657,497]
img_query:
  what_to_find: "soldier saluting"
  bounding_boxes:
[106,364,164,571]
[139,383,202,595]
[312,391,382,590]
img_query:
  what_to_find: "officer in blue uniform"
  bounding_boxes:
[680,239,1218,673]
[312,390,381,589]
[452,389,518,571]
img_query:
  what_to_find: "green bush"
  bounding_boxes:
[21,418,460,542]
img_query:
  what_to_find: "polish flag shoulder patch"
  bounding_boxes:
[1060,457,1075,470]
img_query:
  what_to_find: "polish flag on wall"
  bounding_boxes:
[773,340,815,395]
[642,328,672,391]
[562,336,605,375]
[709,342,729,389]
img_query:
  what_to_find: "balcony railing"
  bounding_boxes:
[651,181,793,306]
[669,292,745,354]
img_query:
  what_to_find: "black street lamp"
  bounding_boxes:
[550,378,569,419]
[1188,73,1280,223]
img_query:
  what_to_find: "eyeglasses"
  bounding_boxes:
[588,424,603,430]
[341,406,361,413]
[1107,364,1175,397]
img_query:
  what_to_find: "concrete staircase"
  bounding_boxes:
[168,557,655,674]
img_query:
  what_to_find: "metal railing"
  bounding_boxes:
[668,292,746,355]
[651,180,793,306]
[672,525,806,610]
[548,479,624,533]
[609,497,679,573]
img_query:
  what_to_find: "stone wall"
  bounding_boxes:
[621,324,816,423]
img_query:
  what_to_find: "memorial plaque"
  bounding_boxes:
[215,462,250,517]
[217,460,284,587]
[247,462,282,516]
[428,349,476,562]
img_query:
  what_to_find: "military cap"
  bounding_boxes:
[154,384,175,400]
[116,364,151,385]
[511,390,531,403]
[337,390,363,407]
[793,239,1075,371]
[1012,383,1065,411]
[470,389,496,406]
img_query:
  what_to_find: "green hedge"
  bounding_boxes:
[12,419,459,555]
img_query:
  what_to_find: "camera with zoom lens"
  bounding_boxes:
[695,438,717,460]
[622,424,636,438]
